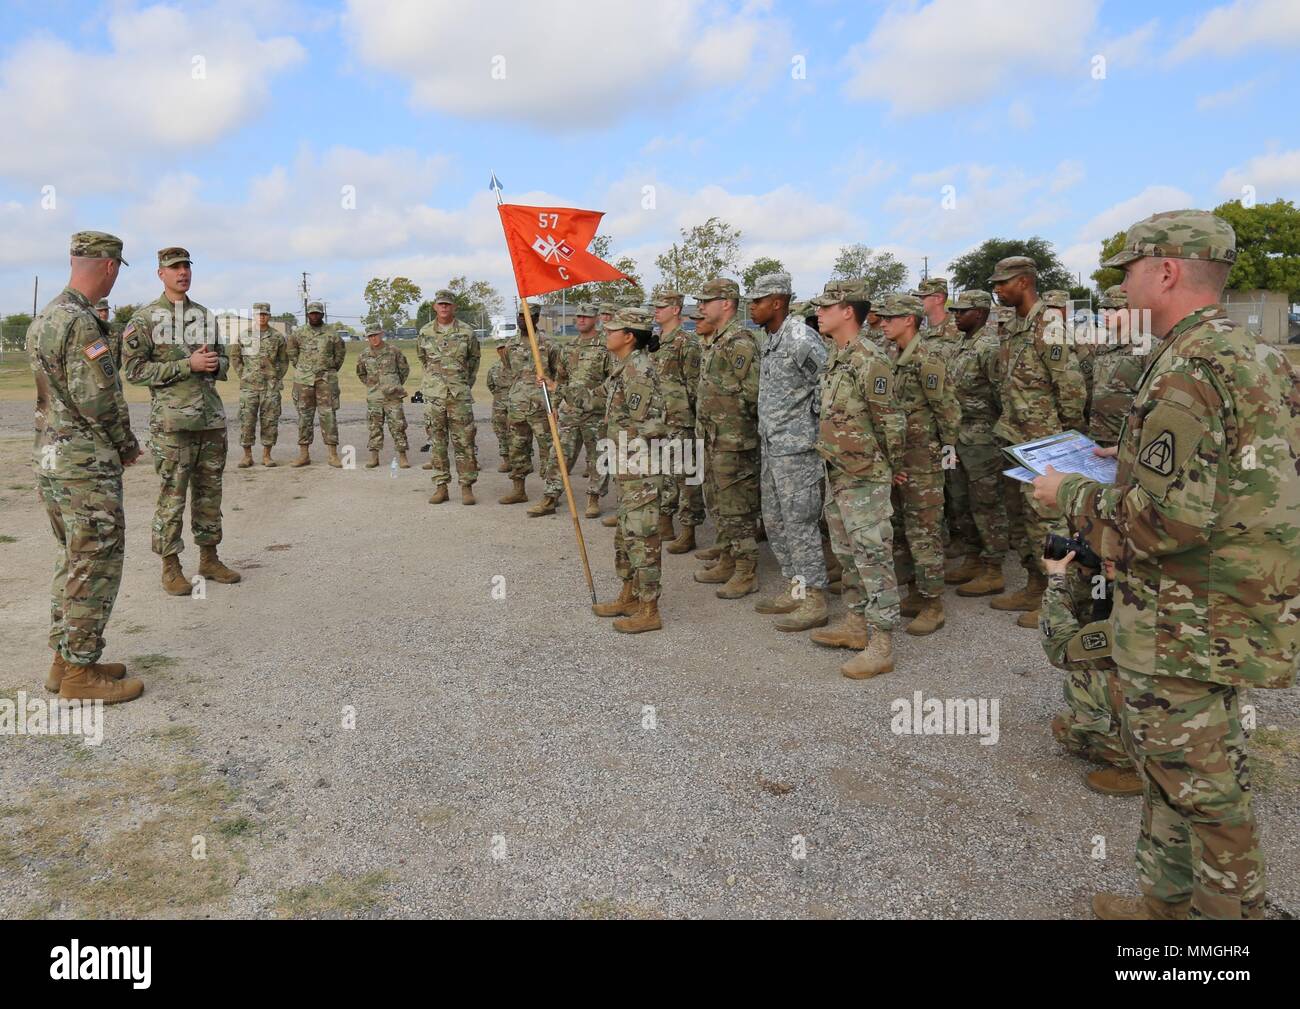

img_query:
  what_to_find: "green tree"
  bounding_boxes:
[655,217,743,295]
[1213,198,1300,299]
[831,244,908,295]
[1,312,32,351]
[949,236,1074,294]
[415,276,504,331]
[363,276,423,332]
[1091,231,1127,293]
[111,304,138,326]
[742,256,787,292]
[273,312,298,330]
[542,235,643,307]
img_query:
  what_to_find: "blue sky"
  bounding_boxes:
[1,0,1296,323]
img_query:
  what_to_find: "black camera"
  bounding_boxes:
[1043,532,1102,571]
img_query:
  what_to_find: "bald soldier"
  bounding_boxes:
[123,247,241,594]
[29,232,144,703]
[229,302,289,467]
[286,300,346,468]
[1035,209,1300,921]
[417,288,480,504]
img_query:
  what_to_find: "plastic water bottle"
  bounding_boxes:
[389,456,398,479]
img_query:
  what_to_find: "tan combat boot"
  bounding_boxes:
[262,446,276,467]
[292,445,311,467]
[527,495,557,517]
[199,545,241,583]
[694,551,734,584]
[956,560,1004,597]
[811,609,869,650]
[365,450,380,469]
[1092,893,1190,921]
[57,660,144,704]
[237,446,254,468]
[658,513,675,540]
[906,596,945,636]
[990,569,1046,611]
[326,444,342,468]
[776,587,829,632]
[428,485,449,505]
[601,513,618,527]
[423,459,435,471]
[397,452,410,469]
[461,483,476,505]
[585,493,600,519]
[614,599,662,634]
[899,584,925,618]
[694,545,721,561]
[944,554,982,585]
[841,630,893,680]
[1085,767,1143,797]
[592,580,638,617]
[666,525,696,554]
[496,459,510,472]
[716,557,758,599]
[161,554,191,596]
[1016,608,1040,629]
[47,651,125,692]
[499,478,528,505]
[754,584,799,614]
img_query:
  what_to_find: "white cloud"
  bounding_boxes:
[1007,100,1035,131]
[1196,80,1258,111]
[1217,149,1300,199]
[0,4,304,188]
[1076,185,1196,243]
[342,0,787,127]
[1094,19,1158,68]
[841,0,1100,114]
[1049,159,1086,194]
[1168,0,1300,62]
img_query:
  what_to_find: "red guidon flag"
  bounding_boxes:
[498,204,631,298]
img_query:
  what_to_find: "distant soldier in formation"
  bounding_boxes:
[860,301,891,357]
[230,301,289,467]
[501,304,563,513]
[914,277,965,567]
[556,303,612,518]
[486,342,513,472]
[693,278,761,600]
[1086,285,1149,448]
[29,231,144,703]
[123,247,241,594]
[355,325,411,468]
[650,290,704,550]
[286,300,345,468]
[416,290,480,504]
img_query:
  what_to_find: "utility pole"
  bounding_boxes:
[922,256,928,281]
[33,275,38,316]
[300,272,310,319]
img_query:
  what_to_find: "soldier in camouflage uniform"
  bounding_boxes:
[749,272,829,631]
[501,304,563,511]
[355,326,411,468]
[915,278,967,567]
[1038,209,1300,920]
[123,247,241,594]
[693,278,761,599]
[597,302,622,529]
[230,301,289,467]
[589,308,667,634]
[1087,285,1150,448]
[989,256,1086,628]
[286,300,345,468]
[809,280,905,679]
[880,294,962,636]
[944,290,1009,596]
[29,232,144,703]
[556,303,612,518]
[486,342,513,473]
[649,290,704,550]
[860,302,891,358]
[416,289,480,504]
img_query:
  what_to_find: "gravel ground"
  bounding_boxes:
[0,400,1296,919]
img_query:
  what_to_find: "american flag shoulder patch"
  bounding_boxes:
[84,339,110,361]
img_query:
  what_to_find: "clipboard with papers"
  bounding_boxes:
[1000,430,1118,485]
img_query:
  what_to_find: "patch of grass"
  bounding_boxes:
[217,816,255,839]
[132,653,178,674]
[1251,726,1300,794]
[149,724,197,745]
[575,896,663,920]
[0,534,17,544]
[273,870,393,919]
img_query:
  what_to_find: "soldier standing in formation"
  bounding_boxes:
[29,231,143,703]
[486,342,512,472]
[748,272,829,632]
[556,303,611,519]
[693,278,761,600]
[123,247,241,595]
[286,300,345,468]
[416,290,480,504]
[1037,209,1300,920]
[501,304,563,513]
[1086,286,1149,448]
[230,301,289,468]
[355,325,411,468]
[650,291,704,551]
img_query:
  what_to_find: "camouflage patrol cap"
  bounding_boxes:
[365,324,384,337]
[598,301,619,316]
[252,302,271,314]
[574,303,598,317]
[652,290,685,308]
[518,302,542,320]
[875,292,924,318]
[950,290,992,310]
[1042,289,1069,309]
[157,246,192,268]
[809,279,866,307]
[988,256,1037,283]
[70,231,127,265]
[1099,285,1128,309]
[306,300,325,314]
[605,306,653,333]
[1101,209,1236,268]
[94,298,110,310]
[748,272,792,299]
[697,277,740,302]
[434,289,456,304]
[912,277,949,298]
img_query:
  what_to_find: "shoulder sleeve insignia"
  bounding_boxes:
[1137,429,1175,476]
[1049,345,1063,361]
[1066,620,1113,663]
[925,373,938,390]
[84,339,109,361]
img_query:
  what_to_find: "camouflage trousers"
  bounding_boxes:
[153,429,226,557]
[702,444,759,565]
[760,447,828,589]
[491,398,510,465]
[659,426,704,526]
[891,468,945,597]
[238,386,282,447]
[615,476,663,602]
[294,376,338,447]
[425,396,477,487]
[823,476,900,632]
[557,406,609,498]
[509,404,560,497]
[1052,666,1130,768]
[367,400,409,453]
[38,471,125,665]
[952,442,1009,563]
[1117,668,1263,919]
